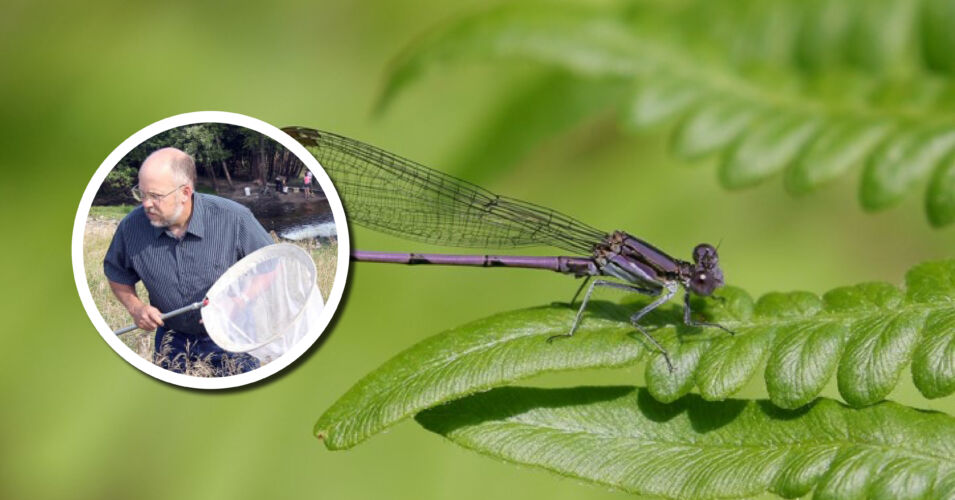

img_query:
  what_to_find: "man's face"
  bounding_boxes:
[138,167,187,228]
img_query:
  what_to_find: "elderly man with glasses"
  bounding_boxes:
[104,147,273,376]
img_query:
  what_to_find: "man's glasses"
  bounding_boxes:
[131,184,185,203]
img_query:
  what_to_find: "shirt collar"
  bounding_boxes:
[185,193,205,238]
[150,193,204,239]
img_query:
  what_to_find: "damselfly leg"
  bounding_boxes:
[550,280,672,371]
[682,293,735,335]
[569,276,592,305]
[548,279,661,342]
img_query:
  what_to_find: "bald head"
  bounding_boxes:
[140,147,196,188]
[137,148,196,231]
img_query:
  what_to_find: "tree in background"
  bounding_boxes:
[96,124,307,205]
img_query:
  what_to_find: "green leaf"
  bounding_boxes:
[376,4,644,114]
[926,152,955,227]
[671,98,762,160]
[921,0,955,73]
[907,259,955,304]
[908,260,955,398]
[720,113,823,189]
[913,310,955,398]
[836,309,925,407]
[316,260,955,449]
[765,321,849,409]
[785,119,895,195]
[839,0,916,73]
[377,0,955,225]
[860,126,955,211]
[416,387,955,500]
[695,324,773,399]
[625,76,704,130]
[314,303,649,449]
[792,0,854,71]
[645,339,707,403]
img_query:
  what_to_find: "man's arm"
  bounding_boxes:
[108,280,164,331]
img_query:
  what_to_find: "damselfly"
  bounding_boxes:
[285,127,732,370]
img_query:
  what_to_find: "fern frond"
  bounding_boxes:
[314,259,955,450]
[417,387,955,500]
[379,0,955,226]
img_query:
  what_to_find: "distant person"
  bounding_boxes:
[303,170,313,199]
[104,148,273,375]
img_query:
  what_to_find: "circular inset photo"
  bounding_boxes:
[72,112,349,389]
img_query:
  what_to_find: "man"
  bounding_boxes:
[104,147,273,375]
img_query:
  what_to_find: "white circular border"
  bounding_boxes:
[71,111,351,389]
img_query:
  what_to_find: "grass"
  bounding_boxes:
[304,240,339,302]
[315,243,338,302]
[83,218,154,356]
[89,204,136,219]
[83,214,340,377]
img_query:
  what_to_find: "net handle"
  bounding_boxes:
[113,299,209,336]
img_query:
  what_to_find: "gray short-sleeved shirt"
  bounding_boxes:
[104,193,273,335]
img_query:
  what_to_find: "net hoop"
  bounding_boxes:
[203,243,317,353]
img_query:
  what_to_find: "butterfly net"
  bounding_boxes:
[201,243,324,363]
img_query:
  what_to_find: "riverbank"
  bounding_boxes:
[202,180,336,239]
[91,181,337,241]
[206,179,328,206]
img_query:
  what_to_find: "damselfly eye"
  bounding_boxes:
[693,243,718,266]
[689,265,723,296]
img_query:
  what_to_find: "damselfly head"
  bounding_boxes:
[688,243,724,296]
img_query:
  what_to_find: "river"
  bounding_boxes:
[236,194,337,241]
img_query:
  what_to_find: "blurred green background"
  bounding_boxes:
[3,1,954,499]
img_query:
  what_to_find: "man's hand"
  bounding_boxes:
[108,280,165,331]
[132,303,164,331]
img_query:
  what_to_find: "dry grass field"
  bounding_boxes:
[83,212,339,376]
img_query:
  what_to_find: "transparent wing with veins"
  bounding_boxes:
[283,126,607,255]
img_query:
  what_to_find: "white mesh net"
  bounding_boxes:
[201,243,324,363]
